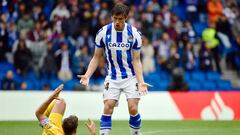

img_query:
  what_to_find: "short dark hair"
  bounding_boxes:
[62,115,78,135]
[112,3,129,17]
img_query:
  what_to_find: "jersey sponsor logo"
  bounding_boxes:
[108,42,130,49]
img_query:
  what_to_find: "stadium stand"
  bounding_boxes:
[0,0,240,91]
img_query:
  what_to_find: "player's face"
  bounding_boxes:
[112,14,127,31]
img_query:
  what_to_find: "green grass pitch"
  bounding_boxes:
[0,120,239,135]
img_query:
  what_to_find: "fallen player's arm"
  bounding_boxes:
[35,84,64,122]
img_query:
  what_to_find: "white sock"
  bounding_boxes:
[130,127,141,135]
[100,129,111,135]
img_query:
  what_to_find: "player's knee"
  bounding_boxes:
[104,102,114,111]
[56,98,66,107]
[128,105,138,115]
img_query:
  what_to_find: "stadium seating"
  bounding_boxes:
[193,22,208,37]
[216,80,232,90]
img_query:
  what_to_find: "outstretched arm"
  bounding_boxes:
[78,47,103,86]
[133,51,152,95]
[35,84,64,122]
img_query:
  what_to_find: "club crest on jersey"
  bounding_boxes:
[107,34,111,39]
[108,42,130,49]
[128,35,133,42]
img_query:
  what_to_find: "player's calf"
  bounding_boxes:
[129,113,141,135]
[100,114,112,135]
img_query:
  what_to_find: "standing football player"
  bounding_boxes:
[78,3,151,135]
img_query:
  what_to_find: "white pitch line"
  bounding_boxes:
[142,128,240,134]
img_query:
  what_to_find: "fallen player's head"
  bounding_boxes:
[62,115,78,135]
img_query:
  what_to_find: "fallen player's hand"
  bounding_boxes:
[85,118,96,135]
[49,84,64,100]
[78,75,90,86]
[138,83,153,96]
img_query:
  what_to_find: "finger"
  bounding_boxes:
[88,118,91,123]
[144,83,153,87]
[85,122,90,128]
[55,84,64,92]
[89,118,94,124]
[77,75,85,78]
[140,90,147,96]
[53,97,61,100]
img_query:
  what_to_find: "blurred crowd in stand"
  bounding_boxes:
[0,0,240,91]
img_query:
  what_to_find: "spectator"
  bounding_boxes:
[207,0,223,24]
[55,42,72,82]
[232,12,240,45]
[171,13,183,35]
[14,39,32,75]
[77,28,95,54]
[38,13,48,29]
[79,2,93,28]
[41,41,57,80]
[62,7,80,38]
[180,21,196,45]
[17,12,34,33]
[216,14,232,49]
[72,46,91,77]
[42,83,50,91]
[146,0,161,13]
[142,37,155,75]
[32,2,43,21]
[28,21,44,42]
[1,70,16,90]
[8,22,18,49]
[140,13,153,39]
[150,21,164,43]
[166,46,180,72]
[223,0,239,24]
[166,22,178,42]
[12,30,32,53]
[29,37,47,77]
[161,4,172,28]
[158,32,174,70]
[202,23,222,73]
[0,22,9,61]
[182,42,196,71]
[185,0,198,22]
[199,42,213,71]
[168,68,188,91]
[50,0,70,20]
[20,81,27,90]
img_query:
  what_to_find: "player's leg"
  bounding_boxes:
[51,98,66,115]
[128,98,141,135]
[124,78,142,135]
[100,83,120,135]
[43,100,57,117]
[49,98,66,128]
[100,99,117,135]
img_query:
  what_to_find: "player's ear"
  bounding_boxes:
[111,15,114,21]
[124,16,128,21]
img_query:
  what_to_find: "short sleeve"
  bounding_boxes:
[132,29,142,50]
[95,27,105,48]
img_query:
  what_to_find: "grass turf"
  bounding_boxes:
[0,120,239,135]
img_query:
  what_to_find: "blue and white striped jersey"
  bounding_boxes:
[95,23,142,80]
